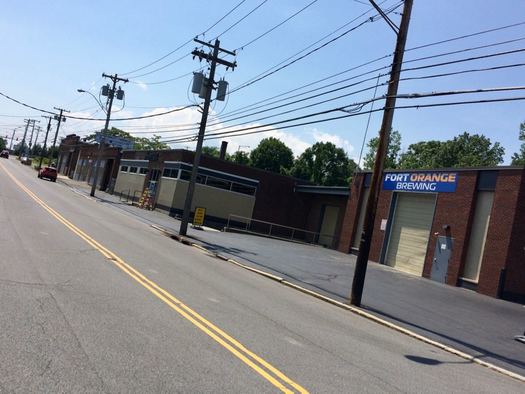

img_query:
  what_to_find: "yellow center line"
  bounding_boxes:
[0,163,308,394]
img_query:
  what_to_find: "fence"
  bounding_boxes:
[225,214,338,249]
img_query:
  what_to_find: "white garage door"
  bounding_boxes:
[385,193,436,276]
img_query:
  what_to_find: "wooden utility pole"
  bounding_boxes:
[350,0,414,307]
[39,116,53,169]
[179,39,236,236]
[49,107,69,166]
[90,73,128,197]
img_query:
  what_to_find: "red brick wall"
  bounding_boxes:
[369,189,392,263]
[478,170,523,297]
[503,169,525,301]
[338,175,364,253]
[422,171,477,284]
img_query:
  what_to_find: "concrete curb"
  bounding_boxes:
[150,224,525,383]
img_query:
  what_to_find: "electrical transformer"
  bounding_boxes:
[216,79,228,101]
[191,72,204,94]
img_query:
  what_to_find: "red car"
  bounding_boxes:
[38,166,57,182]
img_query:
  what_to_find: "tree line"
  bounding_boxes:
[10,121,519,187]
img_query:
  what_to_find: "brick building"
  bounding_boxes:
[57,134,121,192]
[112,149,348,249]
[338,167,525,303]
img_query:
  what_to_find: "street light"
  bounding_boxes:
[77,89,106,112]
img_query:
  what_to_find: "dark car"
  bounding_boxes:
[38,166,57,182]
[0,150,9,158]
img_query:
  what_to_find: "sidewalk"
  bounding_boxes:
[58,176,525,375]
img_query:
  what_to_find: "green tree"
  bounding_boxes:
[511,122,525,166]
[250,137,294,174]
[84,128,168,151]
[291,142,356,186]
[363,130,401,170]
[201,146,220,157]
[133,135,169,150]
[230,150,250,165]
[0,137,6,150]
[399,140,444,169]
[399,132,504,169]
[84,127,133,142]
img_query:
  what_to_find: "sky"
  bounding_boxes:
[1,0,524,165]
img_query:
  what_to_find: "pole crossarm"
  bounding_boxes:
[194,38,236,56]
[192,50,237,69]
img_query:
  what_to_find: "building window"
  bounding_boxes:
[206,176,231,190]
[139,167,148,175]
[179,170,191,181]
[231,182,256,196]
[163,168,178,178]
[129,166,138,173]
[179,170,206,184]
[120,165,129,172]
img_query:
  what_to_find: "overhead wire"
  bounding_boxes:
[214,0,270,39]
[165,95,525,144]
[234,0,319,51]
[121,0,248,77]
[228,0,400,94]
[135,44,525,135]
[157,59,525,140]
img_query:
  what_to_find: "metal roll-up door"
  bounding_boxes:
[385,193,436,276]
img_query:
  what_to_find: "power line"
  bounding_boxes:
[213,30,525,121]
[163,85,525,143]
[145,45,525,136]
[167,95,525,144]
[214,0,270,39]
[126,51,193,79]
[405,20,525,52]
[0,90,198,122]
[121,0,248,76]
[234,0,319,51]
[228,1,401,94]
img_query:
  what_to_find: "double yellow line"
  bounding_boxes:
[1,163,308,394]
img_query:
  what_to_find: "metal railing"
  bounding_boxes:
[119,189,131,202]
[225,214,338,249]
[117,189,142,205]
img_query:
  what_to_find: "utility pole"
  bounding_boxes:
[48,107,69,166]
[9,128,16,150]
[39,116,53,169]
[90,73,128,197]
[179,39,237,236]
[350,0,413,307]
[19,119,34,158]
[29,125,41,153]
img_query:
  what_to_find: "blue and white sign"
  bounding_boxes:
[383,172,458,193]
[95,132,134,150]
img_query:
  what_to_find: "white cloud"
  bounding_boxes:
[311,128,355,154]
[134,81,148,91]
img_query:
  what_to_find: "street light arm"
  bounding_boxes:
[77,89,106,113]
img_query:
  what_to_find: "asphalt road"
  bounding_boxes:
[1,157,523,393]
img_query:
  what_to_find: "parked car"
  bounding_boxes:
[38,166,57,182]
[20,156,32,165]
[0,150,9,158]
